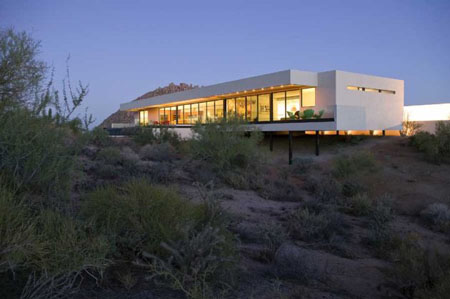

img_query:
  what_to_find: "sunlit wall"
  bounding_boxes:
[404,103,450,121]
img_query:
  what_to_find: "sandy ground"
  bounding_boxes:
[179,135,450,298]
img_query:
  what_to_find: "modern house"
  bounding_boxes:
[119,69,404,135]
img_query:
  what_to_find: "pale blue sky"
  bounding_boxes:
[1,0,449,125]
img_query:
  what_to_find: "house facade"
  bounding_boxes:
[120,70,404,134]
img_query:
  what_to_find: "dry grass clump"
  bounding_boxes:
[139,143,177,162]
[256,221,289,262]
[288,205,345,243]
[420,203,450,233]
[332,151,378,179]
[390,235,450,298]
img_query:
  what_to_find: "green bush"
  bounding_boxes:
[83,180,236,297]
[96,147,122,164]
[410,122,450,164]
[86,127,111,147]
[33,210,110,276]
[0,185,109,297]
[190,118,263,172]
[0,108,76,198]
[0,186,37,274]
[332,151,377,178]
[133,125,181,146]
[144,183,236,298]
[82,180,205,259]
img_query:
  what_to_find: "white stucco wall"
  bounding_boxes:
[333,71,404,130]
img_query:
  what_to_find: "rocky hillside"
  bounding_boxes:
[99,83,198,128]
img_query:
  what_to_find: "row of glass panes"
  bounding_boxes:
[157,88,316,125]
[159,100,224,125]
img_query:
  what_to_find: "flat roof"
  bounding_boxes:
[120,69,317,111]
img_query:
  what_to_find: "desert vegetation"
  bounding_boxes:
[2,28,450,299]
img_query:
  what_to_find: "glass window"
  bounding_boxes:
[302,88,315,107]
[273,92,286,121]
[191,103,199,124]
[199,102,206,123]
[246,96,257,122]
[170,107,176,125]
[226,98,235,119]
[177,105,184,124]
[258,94,270,122]
[139,110,148,126]
[159,108,165,124]
[236,97,246,119]
[286,90,300,120]
[183,104,191,124]
[206,101,214,121]
[215,100,224,120]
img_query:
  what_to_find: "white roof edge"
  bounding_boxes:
[120,69,317,111]
[332,70,404,82]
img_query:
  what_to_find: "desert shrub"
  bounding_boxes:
[401,116,423,136]
[147,224,236,298]
[158,126,182,146]
[134,183,236,298]
[113,185,236,298]
[33,210,110,276]
[420,203,450,233]
[305,176,342,203]
[288,206,344,242]
[86,127,111,147]
[133,126,181,146]
[342,193,373,216]
[133,126,157,145]
[95,163,121,179]
[120,146,140,164]
[96,147,122,164]
[81,180,202,259]
[0,187,37,274]
[258,177,303,202]
[410,122,450,164]
[332,151,377,178]
[256,221,289,262]
[0,186,109,297]
[341,180,366,197]
[366,194,397,256]
[390,236,450,298]
[290,157,314,174]
[190,118,263,173]
[139,142,177,161]
[0,108,76,198]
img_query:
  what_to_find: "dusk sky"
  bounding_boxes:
[1,0,449,125]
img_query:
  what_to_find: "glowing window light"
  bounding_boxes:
[404,104,450,121]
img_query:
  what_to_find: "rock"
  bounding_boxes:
[81,145,99,158]
[274,242,389,298]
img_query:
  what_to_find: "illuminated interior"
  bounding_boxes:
[139,110,148,125]
[143,86,322,125]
